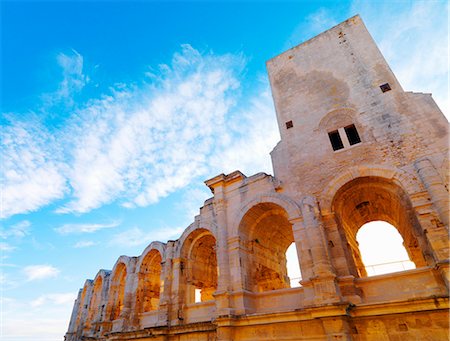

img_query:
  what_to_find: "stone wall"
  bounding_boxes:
[65,15,449,341]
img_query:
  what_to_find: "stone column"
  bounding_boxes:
[169,256,184,325]
[415,157,450,287]
[213,191,233,316]
[300,196,340,305]
[121,258,138,331]
[158,241,175,326]
[415,157,449,226]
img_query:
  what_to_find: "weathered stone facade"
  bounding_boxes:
[65,15,449,341]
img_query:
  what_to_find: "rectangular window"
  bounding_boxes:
[344,124,361,145]
[328,130,344,151]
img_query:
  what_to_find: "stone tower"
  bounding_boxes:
[65,15,449,341]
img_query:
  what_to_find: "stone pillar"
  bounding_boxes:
[414,157,449,287]
[299,196,340,305]
[169,256,184,325]
[414,157,449,227]
[121,259,138,331]
[213,192,233,316]
[158,241,175,326]
[227,236,249,315]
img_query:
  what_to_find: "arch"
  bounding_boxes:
[85,269,110,333]
[136,247,163,314]
[356,221,416,276]
[318,107,357,131]
[85,276,103,332]
[175,220,217,259]
[238,201,298,292]
[232,193,302,236]
[331,176,429,278]
[136,241,166,272]
[179,228,218,303]
[320,165,423,215]
[109,258,129,321]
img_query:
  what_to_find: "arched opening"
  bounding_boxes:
[356,221,415,276]
[286,242,302,287]
[332,176,428,278]
[86,276,103,332]
[137,250,162,313]
[239,202,299,292]
[180,229,217,304]
[110,263,127,320]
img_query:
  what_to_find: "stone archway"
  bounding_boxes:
[136,249,162,313]
[85,276,103,333]
[332,176,428,277]
[110,263,127,320]
[238,202,296,292]
[180,228,218,303]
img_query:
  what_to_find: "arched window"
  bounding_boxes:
[110,263,127,320]
[239,203,301,292]
[180,229,218,304]
[332,176,429,278]
[137,250,162,313]
[356,221,415,276]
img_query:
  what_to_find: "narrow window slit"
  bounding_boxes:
[345,124,361,145]
[328,130,344,151]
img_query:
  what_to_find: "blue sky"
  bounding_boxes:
[1,1,448,340]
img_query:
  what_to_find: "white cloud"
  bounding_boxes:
[1,121,67,218]
[73,240,97,248]
[23,264,60,281]
[31,292,76,308]
[42,48,88,106]
[56,45,244,213]
[54,221,120,235]
[2,45,278,218]
[109,226,184,247]
[1,220,31,239]
[210,86,279,175]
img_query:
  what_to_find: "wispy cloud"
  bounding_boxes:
[1,121,67,218]
[73,240,97,248]
[31,292,76,308]
[59,45,244,213]
[43,49,88,106]
[3,44,278,218]
[54,221,120,235]
[23,264,60,281]
[109,225,184,247]
[1,220,31,239]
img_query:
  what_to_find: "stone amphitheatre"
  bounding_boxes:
[65,15,449,340]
